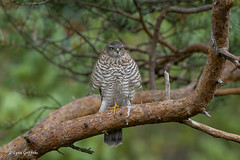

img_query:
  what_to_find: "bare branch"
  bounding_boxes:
[133,0,153,38]
[38,37,98,59]
[222,60,240,84]
[178,43,209,55]
[201,109,211,118]
[215,88,240,96]
[21,90,62,107]
[155,43,209,75]
[69,144,94,155]
[149,7,169,90]
[157,38,178,53]
[57,14,99,54]
[168,5,212,14]
[182,119,240,143]
[124,45,150,54]
[76,1,139,21]
[134,0,178,53]
[164,71,170,100]
[10,0,50,6]
[5,106,57,130]
[219,48,240,69]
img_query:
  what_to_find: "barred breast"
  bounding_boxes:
[91,50,141,107]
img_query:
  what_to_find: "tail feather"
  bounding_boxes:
[104,129,122,147]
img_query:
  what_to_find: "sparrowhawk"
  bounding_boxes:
[91,40,142,147]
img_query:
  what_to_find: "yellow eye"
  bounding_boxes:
[110,47,113,50]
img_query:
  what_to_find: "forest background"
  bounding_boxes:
[0,0,240,160]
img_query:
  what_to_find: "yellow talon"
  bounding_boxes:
[108,102,120,115]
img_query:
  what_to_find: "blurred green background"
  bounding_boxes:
[0,0,240,160]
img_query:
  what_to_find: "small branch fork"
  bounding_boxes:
[69,144,94,155]
[182,119,240,143]
[218,48,240,69]
[164,71,239,143]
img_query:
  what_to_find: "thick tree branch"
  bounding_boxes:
[0,98,217,159]
[0,60,239,159]
[190,0,232,107]
[1,59,239,159]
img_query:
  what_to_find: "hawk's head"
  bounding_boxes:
[106,40,125,58]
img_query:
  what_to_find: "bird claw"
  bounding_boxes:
[108,102,120,115]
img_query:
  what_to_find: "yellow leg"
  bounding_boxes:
[108,102,120,115]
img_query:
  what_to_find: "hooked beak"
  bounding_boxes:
[116,48,119,54]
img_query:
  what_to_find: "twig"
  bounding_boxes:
[182,119,240,143]
[164,71,170,100]
[69,144,94,155]
[134,0,178,53]
[11,0,50,6]
[21,90,62,107]
[168,5,212,14]
[133,0,152,37]
[124,45,150,54]
[76,1,139,21]
[219,48,240,69]
[58,14,99,54]
[38,37,98,58]
[5,106,57,130]
[201,109,211,118]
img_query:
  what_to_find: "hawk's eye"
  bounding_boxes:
[110,47,114,51]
